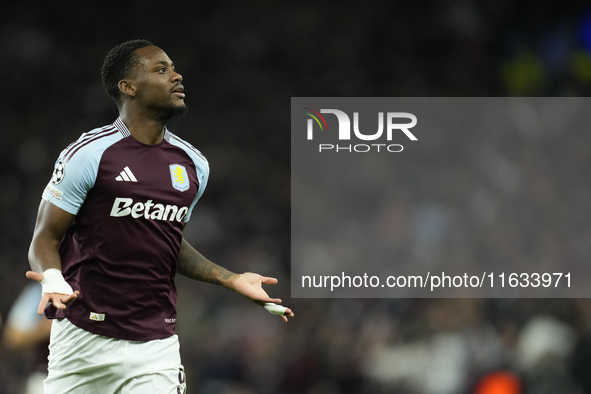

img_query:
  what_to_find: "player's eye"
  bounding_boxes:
[158,67,166,73]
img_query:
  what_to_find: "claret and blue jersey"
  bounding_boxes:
[41,117,209,341]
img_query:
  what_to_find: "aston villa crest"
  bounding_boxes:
[169,164,190,192]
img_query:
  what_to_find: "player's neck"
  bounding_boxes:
[119,109,165,145]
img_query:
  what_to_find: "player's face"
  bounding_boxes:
[132,46,186,112]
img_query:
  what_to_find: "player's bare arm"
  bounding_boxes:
[176,238,294,322]
[176,238,237,286]
[27,199,79,314]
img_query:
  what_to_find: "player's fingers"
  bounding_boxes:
[249,287,281,305]
[26,271,44,282]
[263,297,282,304]
[60,291,79,305]
[37,293,51,315]
[51,295,67,310]
[37,291,79,314]
[36,301,44,315]
[254,298,282,307]
[260,276,278,286]
[279,308,294,322]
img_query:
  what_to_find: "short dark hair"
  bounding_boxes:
[101,39,154,106]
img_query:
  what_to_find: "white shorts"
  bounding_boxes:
[45,319,186,394]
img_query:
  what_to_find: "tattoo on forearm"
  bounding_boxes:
[177,241,236,287]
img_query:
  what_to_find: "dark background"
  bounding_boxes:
[2,1,591,393]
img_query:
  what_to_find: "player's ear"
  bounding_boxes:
[118,79,137,99]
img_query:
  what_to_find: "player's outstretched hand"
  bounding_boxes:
[230,272,294,322]
[26,271,79,315]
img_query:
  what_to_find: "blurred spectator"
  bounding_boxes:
[2,282,50,394]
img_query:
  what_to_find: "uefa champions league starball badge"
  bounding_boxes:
[51,160,65,184]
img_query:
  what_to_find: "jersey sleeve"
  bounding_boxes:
[42,149,99,215]
[184,156,209,223]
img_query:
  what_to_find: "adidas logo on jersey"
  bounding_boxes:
[115,166,137,182]
[110,197,188,222]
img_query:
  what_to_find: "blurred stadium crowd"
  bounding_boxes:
[2,1,591,393]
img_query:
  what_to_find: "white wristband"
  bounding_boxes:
[40,268,74,295]
[264,302,288,316]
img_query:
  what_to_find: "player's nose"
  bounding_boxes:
[172,71,182,83]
